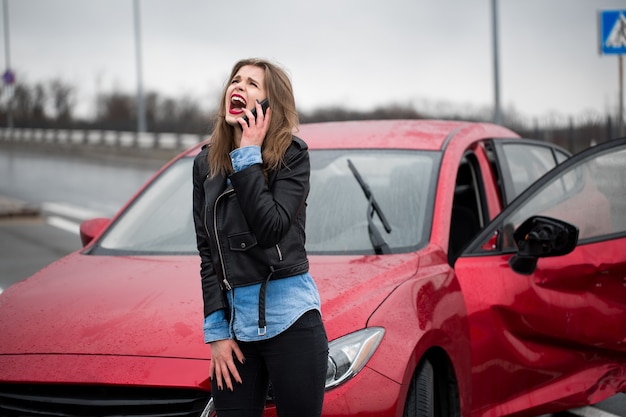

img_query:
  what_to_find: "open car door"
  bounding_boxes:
[454,137,626,416]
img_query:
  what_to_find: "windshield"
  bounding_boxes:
[95,159,196,254]
[307,150,436,254]
[93,150,438,255]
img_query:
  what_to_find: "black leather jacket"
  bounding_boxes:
[192,137,310,319]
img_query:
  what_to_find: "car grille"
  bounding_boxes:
[0,384,211,417]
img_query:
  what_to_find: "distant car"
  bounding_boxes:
[1,120,625,417]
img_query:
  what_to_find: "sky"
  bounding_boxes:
[2,0,625,124]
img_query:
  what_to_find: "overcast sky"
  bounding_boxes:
[2,0,625,123]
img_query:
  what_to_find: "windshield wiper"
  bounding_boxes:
[347,159,392,254]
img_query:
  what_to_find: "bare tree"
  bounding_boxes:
[11,83,33,122]
[48,79,75,124]
[97,91,134,129]
[32,83,47,123]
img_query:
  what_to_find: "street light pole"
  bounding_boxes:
[133,0,146,133]
[619,54,624,137]
[3,0,13,129]
[491,0,502,125]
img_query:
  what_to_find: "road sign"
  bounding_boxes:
[2,69,14,85]
[600,10,626,55]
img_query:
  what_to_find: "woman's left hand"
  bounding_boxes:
[239,100,272,148]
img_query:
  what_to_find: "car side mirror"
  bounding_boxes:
[79,218,110,247]
[509,216,579,275]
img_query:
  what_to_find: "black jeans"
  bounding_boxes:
[211,309,328,417]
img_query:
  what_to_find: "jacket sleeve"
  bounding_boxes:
[229,138,310,248]
[192,149,228,318]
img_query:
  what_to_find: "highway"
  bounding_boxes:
[0,144,624,417]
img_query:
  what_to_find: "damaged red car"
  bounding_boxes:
[0,120,625,416]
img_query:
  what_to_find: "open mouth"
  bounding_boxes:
[229,94,246,114]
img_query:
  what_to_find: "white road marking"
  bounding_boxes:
[47,216,80,235]
[568,406,621,417]
[42,202,107,235]
[42,202,104,220]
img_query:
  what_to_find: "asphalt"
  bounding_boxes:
[0,137,184,220]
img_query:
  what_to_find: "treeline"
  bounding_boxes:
[0,78,209,133]
[0,77,622,153]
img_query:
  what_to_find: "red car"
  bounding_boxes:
[1,120,625,417]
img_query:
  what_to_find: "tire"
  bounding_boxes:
[404,358,435,417]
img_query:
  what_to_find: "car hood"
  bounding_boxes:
[311,253,420,341]
[0,252,419,359]
[0,253,206,359]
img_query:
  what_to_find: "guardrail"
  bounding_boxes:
[0,127,207,151]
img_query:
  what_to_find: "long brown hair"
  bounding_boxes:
[208,58,299,178]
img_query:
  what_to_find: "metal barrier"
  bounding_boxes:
[0,127,206,151]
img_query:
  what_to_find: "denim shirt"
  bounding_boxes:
[203,146,321,343]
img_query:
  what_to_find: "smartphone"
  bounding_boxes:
[242,98,270,127]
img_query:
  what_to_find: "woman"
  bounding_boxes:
[192,58,328,417]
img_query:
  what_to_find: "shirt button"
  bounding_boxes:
[240,243,246,249]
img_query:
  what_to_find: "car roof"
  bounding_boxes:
[184,119,520,157]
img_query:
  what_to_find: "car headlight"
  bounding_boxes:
[200,396,216,417]
[325,327,385,390]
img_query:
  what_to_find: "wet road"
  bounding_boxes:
[0,145,625,417]
[0,146,162,216]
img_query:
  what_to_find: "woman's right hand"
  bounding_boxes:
[239,101,271,148]
[209,339,245,391]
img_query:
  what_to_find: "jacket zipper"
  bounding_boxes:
[275,244,283,261]
[202,173,212,253]
[213,188,234,291]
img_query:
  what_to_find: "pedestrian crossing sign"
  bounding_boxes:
[600,10,626,55]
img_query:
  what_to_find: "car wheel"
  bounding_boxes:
[404,358,435,417]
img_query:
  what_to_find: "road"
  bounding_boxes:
[0,145,625,417]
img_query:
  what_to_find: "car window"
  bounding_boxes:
[555,150,568,164]
[500,143,558,200]
[449,153,486,262]
[306,150,438,255]
[500,147,626,251]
